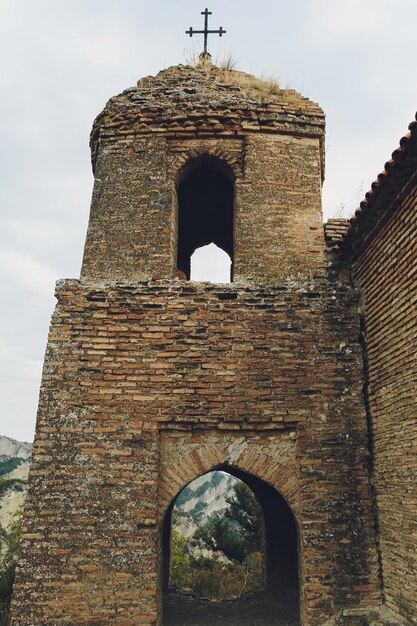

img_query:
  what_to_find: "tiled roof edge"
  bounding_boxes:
[337,112,417,256]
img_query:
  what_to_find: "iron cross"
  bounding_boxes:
[186,9,226,55]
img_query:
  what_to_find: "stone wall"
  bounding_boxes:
[11,278,380,625]
[9,63,393,625]
[346,155,417,624]
[81,64,325,284]
[81,134,324,283]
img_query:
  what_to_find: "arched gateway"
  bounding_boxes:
[162,464,300,624]
[11,63,381,625]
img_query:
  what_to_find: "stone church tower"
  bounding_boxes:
[11,63,386,625]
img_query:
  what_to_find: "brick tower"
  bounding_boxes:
[11,64,382,625]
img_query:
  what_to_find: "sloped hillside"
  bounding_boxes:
[0,436,32,530]
[176,471,237,524]
[0,437,31,461]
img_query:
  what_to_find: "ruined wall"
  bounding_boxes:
[81,134,324,283]
[233,134,324,282]
[10,64,385,625]
[348,170,417,625]
[81,64,326,283]
[11,279,380,625]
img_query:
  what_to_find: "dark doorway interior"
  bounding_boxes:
[162,467,300,625]
[177,158,234,280]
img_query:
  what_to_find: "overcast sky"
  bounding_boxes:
[1,0,416,442]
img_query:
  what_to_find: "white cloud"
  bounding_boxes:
[312,0,387,41]
[0,250,56,297]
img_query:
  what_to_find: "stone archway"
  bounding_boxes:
[159,432,300,517]
[158,430,302,625]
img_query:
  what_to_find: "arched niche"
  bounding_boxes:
[161,465,300,625]
[176,155,234,281]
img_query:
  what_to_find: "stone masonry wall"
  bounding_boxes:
[81,64,325,284]
[11,278,380,625]
[10,64,387,626]
[349,172,417,625]
[81,134,324,283]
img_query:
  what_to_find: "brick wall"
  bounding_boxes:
[347,169,417,625]
[81,134,325,283]
[11,279,380,625]
[9,64,389,625]
[81,64,325,283]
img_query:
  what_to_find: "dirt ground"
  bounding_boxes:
[163,591,300,626]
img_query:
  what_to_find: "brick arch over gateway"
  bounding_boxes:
[158,434,300,522]
[174,146,242,181]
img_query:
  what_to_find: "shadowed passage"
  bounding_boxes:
[162,468,300,625]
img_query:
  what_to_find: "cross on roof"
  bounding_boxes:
[186,8,226,56]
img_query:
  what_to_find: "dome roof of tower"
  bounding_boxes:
[90,63,325,172]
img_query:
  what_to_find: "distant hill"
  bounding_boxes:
[176,471,237,524]
[172,470,239,546]
[0,436,32,530]
[0,436,31,462]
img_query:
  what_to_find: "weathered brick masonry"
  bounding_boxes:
[12,280,379,625]
[341,116,417,625]
[81,65,325,283]
[11,64,384,625]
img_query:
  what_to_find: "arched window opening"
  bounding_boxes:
[162,468,300,625]
[176,157,234,281]
[190,243,232,282]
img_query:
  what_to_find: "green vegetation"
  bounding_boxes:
[0,510,22,625]
[171,480,264,600]
[0,480,25,499]
[0,458,23,479]
[170,530,191,590]
[193,482,262,564]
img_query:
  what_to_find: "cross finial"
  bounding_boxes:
[186,8,226,57]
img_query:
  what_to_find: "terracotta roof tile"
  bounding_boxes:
[339,112,417,256]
